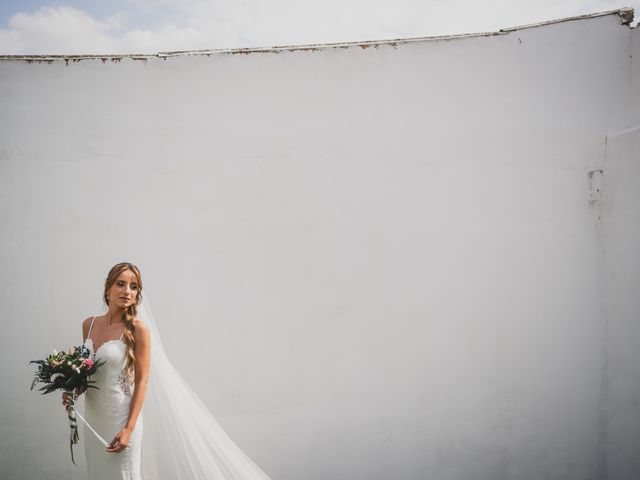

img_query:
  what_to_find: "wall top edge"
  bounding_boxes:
[0,7,634,62]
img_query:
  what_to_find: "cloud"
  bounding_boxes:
[0,0,635,55]
[0,6,124,54]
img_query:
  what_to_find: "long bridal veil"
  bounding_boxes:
[136,293,273,479]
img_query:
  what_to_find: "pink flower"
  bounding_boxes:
[83,358,94,368]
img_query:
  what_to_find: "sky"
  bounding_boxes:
[0,0,637,55]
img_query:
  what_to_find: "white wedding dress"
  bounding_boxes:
[83,316,143,479]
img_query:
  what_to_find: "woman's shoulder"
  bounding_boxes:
[133,317,151,338]
[81,315,99,339]
[133,317,147,328]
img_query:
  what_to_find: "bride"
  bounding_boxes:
[63,262,274,480]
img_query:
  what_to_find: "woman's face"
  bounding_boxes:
[108,269,140,308]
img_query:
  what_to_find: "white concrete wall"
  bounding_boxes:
[603,23,640,480]
[0,11,638,480]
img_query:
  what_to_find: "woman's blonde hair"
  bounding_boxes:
[103,262,143,383]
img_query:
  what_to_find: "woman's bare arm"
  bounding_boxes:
[125,320,151,432]
[62,317,94,410]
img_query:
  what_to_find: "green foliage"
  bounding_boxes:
[29,344,105,395]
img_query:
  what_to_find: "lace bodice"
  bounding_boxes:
[84,338,134,397]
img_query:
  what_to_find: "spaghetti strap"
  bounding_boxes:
[87,316,96,340]
[118,329,125,341]
[83,316,96,347]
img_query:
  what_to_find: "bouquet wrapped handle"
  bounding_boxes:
[65,390,80,465]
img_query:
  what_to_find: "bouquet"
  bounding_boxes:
[30,345,105,464]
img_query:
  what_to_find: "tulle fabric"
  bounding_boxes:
[137,294,273,479]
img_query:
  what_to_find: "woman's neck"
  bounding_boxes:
[106,307,126,325]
